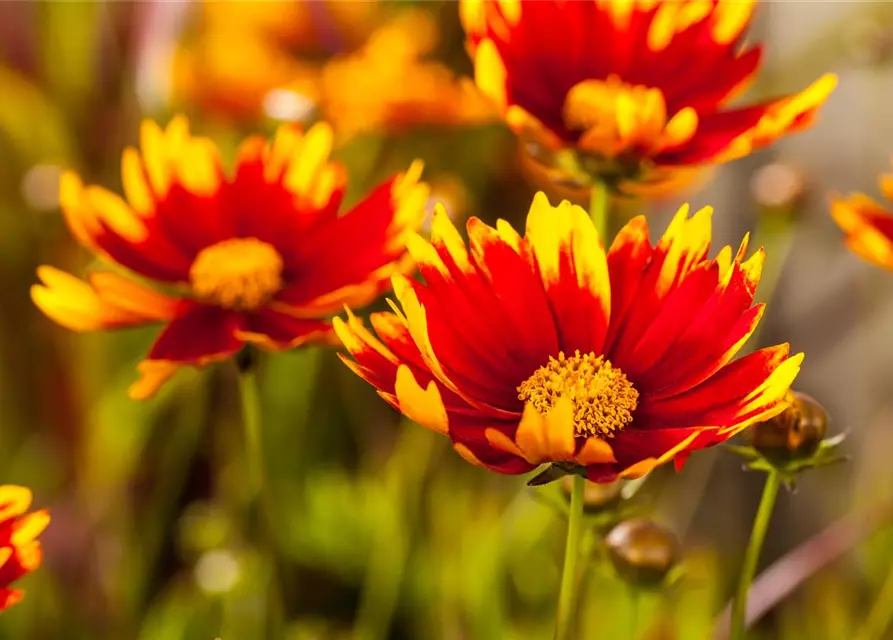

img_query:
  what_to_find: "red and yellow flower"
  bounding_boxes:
[32,118,428,399]
[0,486,50,612]
[336,192,802,482]
[831,161,893,271]
[461,0,836,194]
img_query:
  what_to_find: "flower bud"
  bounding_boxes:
[604,517,679,587]
[560,476,623,513]
[750,391,828,460]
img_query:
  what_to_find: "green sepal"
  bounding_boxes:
[725,433,849,489]
[526,461,587,487]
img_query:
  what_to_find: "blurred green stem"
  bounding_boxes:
[589,180,609,241]
[730,470,781,640]
[237,368,264,501]
[629,586,640,639]
[855,565,893,640]
[555,474,585,640]
[234,363,286,636]
[354,424,437,640]
[754,204,797,320]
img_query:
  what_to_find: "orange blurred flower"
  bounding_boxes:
[32,117,428,399]
[173,2,494,137]
[831,162,893,271]
[305,10,496,140]
[0,486,50,612]
[172,0,379,122]
[460,0,836,195]
[336,192,802,482]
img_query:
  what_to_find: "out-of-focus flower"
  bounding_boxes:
[303,10,497,140]
[171,0,379,123]
[460,0,836,195]
[831,162,893,271]
[199,0,378,54]
[31,117,428,399]
[751,162,807,210]
[172,3,495,137]
[336,192,802,482]
[0,486,50,611]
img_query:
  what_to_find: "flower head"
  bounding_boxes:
[172,0,380,122]
[461,0,836,194]
[831,161,893,271]
[336,192,801,482]
[173,2,495,136]
[0,486,50,611]
[307,10,496,140]
[32,117,428,399]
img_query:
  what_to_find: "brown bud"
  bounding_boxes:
[560,476,623,513]
[605,518,679,586]
[750,391,828,459]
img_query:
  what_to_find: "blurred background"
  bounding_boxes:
[1,1,893,639]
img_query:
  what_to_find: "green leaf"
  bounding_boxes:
[39,1,101,113]
[0,66,74,166]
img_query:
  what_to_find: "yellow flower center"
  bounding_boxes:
[518,350,639,438]
[189,238,284,311]
[561,76,697,160]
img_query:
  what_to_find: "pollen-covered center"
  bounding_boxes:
[518,350,639,438]
[189,238,284,311]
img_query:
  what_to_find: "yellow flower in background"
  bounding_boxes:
[198,0,379,54]
[171,0,378,123]
[172,2,494,138]
[461,0,836,195]
[305,10,496,141]
[0,486,50,612]
[831,161,893,271]
[32,117,428,399]
[336,192,801,482]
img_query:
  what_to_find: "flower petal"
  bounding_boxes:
[636,345,801,430]
[237,307,333,350]
[31,267,180,332]
[394,365,449,435]
[525,192,611,354]
[831,193,893,271]
[276,165,427,312]
[609,203,713,366]
[513,397,576,465]
[147,302,245,363]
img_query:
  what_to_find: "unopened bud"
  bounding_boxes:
[750,391,828,460]
[605,517,679,587]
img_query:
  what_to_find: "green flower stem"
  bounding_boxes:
[589,180,610,242]
[855,565,893,640]
[555,473,585,640]
[730,470,782,640]
[354,424,436,640]
[629,585,641,639]
[237,368,264,502]
[235,363,286,636]
[754,204,796,307]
